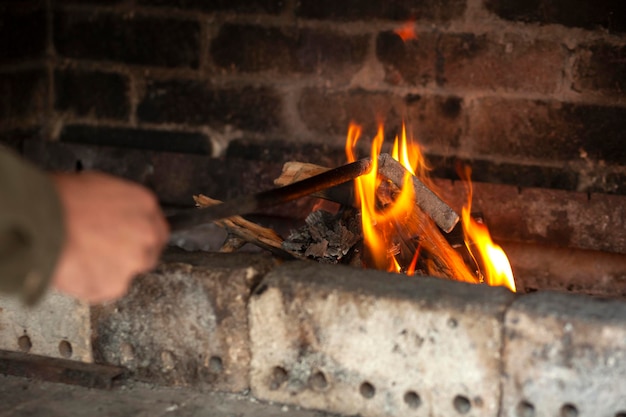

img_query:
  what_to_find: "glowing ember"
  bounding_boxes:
[460,166,517,292]
[393,19,417,42]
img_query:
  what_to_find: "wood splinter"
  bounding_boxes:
[193,194,303,260]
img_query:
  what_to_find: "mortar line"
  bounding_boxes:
[496,294,519,417]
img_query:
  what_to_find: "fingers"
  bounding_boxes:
[50,171,171,304]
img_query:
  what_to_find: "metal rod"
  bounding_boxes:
[0,349,126,389]
[167,154,460,233]
[167,157,374,232]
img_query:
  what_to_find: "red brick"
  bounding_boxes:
[404,95,464,151]
[440,33,565,93]
[298,89,463,152]
[434,179,626,253]
[138,0,285,14]
[210,24,368,79]
[572,42,626,97]
[468,98,580,162]
[484,0,626,34]
[468,98,626,166]
[54,10,201,68]
[298,88,403,137]
[376,31,439,87]
[296,0,466,22]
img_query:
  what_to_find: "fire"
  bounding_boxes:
[391,123,431,184]
[346,123,415,271]
[345,122,516,292]
[394,19,417,42]
[460,166,517,292]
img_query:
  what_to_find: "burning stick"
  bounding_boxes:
[168,158,373,232]
[169,154,457,233]
[193,194,303,260]
[276,154,459,233]
[378,153,458,233]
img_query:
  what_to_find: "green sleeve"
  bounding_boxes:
[0,146,66,304]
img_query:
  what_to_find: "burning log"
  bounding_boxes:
[276,161,478,283]
[276,154,459,233]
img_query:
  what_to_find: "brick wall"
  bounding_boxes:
[1,0,625,195]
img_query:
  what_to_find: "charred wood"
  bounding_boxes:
[193,194,303,260]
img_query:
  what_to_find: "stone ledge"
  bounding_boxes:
[4,249,626,417]
[501,291,626,417]
[0,291,92,362]
[249,261,516,417]
[91,250,277,391]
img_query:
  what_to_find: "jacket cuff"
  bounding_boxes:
[0,147,66,304]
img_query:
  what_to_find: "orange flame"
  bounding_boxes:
[346,122,415,272]
[394,19,417,42]
[345,122,515,292]
[460,166,516,292]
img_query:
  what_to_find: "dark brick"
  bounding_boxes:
[376,31,438,86]
[55,0,125,4]
[0,69,48,121]
[0,5,47,63]
[0,129,41,153]
[298,88,404,138]
[428,155,579,191]
[604,172,626,195]
[138,79,281,131]
[226,138,347,168]
[484,0,626,33]
[55,70,129,120]
[298,88,463,151]
[566,104,626,165]
[296,0,466,22]
[440,33,564,92]
[573,42,626,96]
[404,95,464,149]
[138,0,285,14]
[59,124,212,154]
[469,98,626,165]
[54,10,201,68]
[210,24,368,77]
[21,139,286,205]
[469,99,575,161]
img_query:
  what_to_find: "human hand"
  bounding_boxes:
[50,172,169,303]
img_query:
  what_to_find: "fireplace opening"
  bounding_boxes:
[1,0,625,416]
[3,0,623,297]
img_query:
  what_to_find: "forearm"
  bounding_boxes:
[0,147,65,304]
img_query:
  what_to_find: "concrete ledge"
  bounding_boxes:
[4,250,626,417]
[501,292,626,417]
[0,291,92,362]
[249,261,516,417]
[91,251,276,391]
